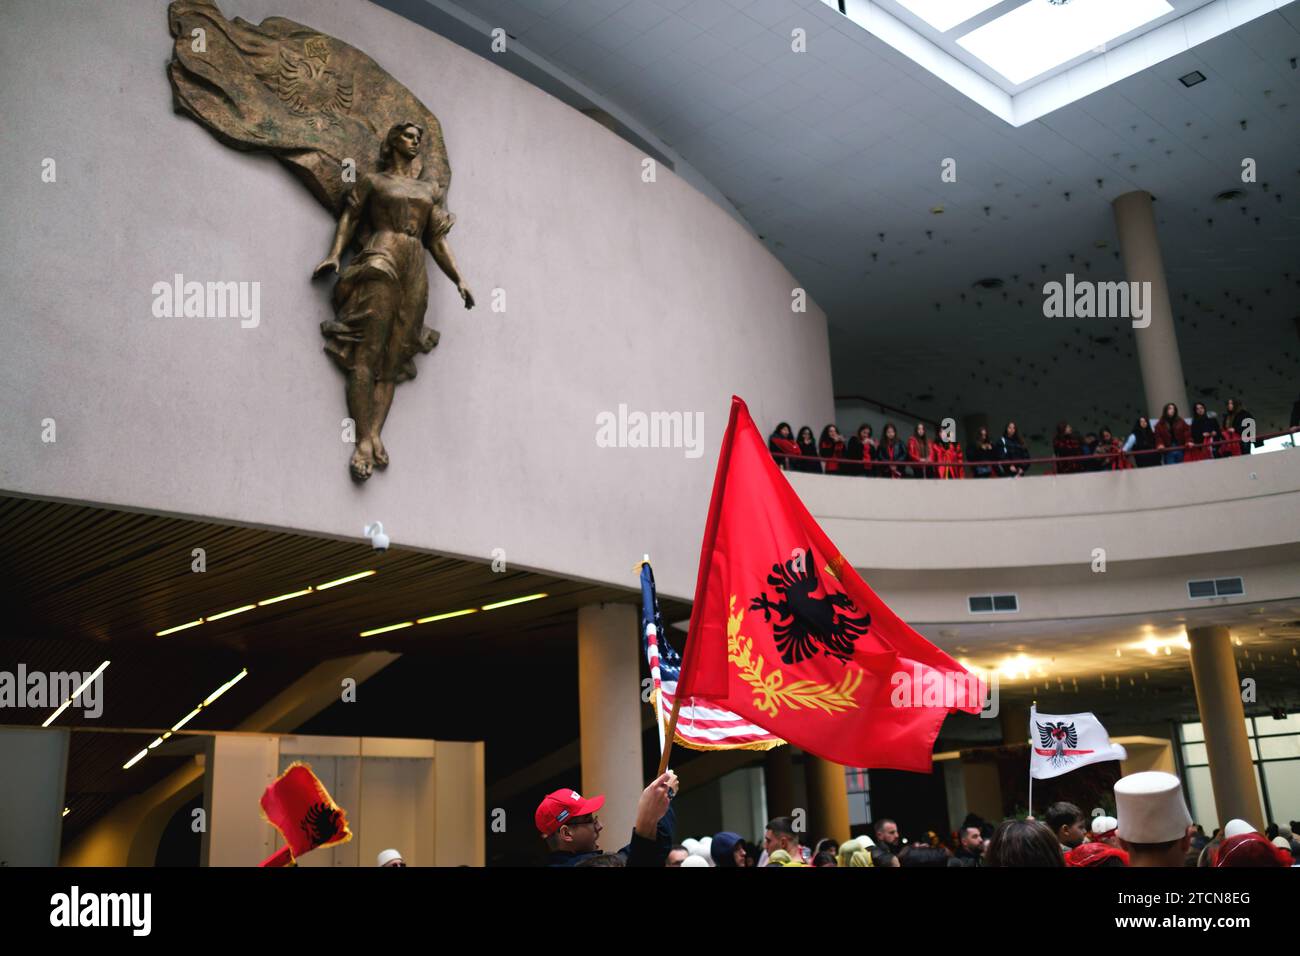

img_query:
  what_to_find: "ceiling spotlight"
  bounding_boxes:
[1179,70,1206,87]
[364,521,390,552]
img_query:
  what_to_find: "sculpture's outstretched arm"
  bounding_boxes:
[430,235,474,309]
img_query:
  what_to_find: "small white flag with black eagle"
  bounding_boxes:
[1030,705,1128,780]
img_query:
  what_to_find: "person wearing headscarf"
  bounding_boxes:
[844,424,875,477]
[768,422,800,470]
[875,423,908,478]
[835,835,874,867]
[819,424,846,474]
[1211,819,1293,867]
[1123,415,1160,468]
[793,425,821,473]
[1187,401,1219,462]
[765,849,803,867]
[1065,843,1129,867]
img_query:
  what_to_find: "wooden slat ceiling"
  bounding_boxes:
[0,494,689,849]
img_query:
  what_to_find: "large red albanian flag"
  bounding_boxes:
[675,397,983,772]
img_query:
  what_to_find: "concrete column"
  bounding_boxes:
[0,727,68,866]
[1112,190,1188,416]
[578,603,643,850]
[804,756,850,843]
[1187,626,1263,831]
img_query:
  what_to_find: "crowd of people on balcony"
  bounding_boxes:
[767,398,1273,478]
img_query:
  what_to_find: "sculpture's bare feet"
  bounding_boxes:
[350,444,374,482]
[371,434,389,469]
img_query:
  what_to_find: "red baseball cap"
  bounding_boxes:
[535,788,605,837]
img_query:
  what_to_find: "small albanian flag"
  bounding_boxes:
[258,762,352,867]
[676,397,983,773]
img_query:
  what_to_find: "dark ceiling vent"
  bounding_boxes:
[1180,70,1207,87]
[1188,577,1245,599]
[968,594,1019,614]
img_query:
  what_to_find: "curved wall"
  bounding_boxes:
[791,451,1300,624]
[0,0,833,601]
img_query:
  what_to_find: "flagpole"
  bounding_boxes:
[642,553,668,759]
[1028,699,1036,819]
[657,692,682,777]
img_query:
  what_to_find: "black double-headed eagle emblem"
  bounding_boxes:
[1036,721,1078,767]
[750,552,870,665]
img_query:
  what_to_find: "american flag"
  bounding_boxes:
[639,560,784,752]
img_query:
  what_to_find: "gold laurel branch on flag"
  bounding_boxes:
[727,596,862,718]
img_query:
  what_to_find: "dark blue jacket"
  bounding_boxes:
[546,802,675,867]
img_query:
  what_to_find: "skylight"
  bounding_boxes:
[956,0,1175,86]
[895,0,1004,33]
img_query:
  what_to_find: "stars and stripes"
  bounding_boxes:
[640,560,783,752]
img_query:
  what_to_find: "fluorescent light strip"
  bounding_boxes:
[156,570,375,636]
[171,707,202,733]
[360,621,414,638]
[203,669,248,707]
[206,603,256,622]
[416,608,477,624]
[359,593,548,638]
[258,587,313,606]
[316,570,376,590]
[42,660,111,728]
[124,669,247,769]
[957,0,1173,86]
[481,593,548,611]
[896,0,1002,33]
[123,749,149,770]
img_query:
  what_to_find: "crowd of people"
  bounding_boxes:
[536,770,1298,868]
[767,399,1275,478]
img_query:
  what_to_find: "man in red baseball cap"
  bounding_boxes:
[537,770,678,866]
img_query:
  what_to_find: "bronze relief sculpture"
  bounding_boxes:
[167,1,474,481]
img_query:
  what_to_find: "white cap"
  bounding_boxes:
[1223,819,1256,838]
[1114,771,1191,844]
[1273,836,1292,850]
[377,848,404,867]
[1091,815,1118,835]
[681,838,700,856]
[680,854,709,867]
